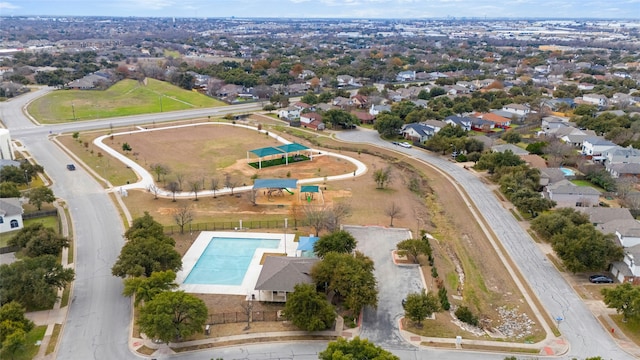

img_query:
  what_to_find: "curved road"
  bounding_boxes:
[0,87,634,360]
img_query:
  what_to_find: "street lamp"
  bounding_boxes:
[450,143,457,158]
[24,170,29,188]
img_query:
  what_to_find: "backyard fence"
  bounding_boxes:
[208,310,282,325]
[164,219,311,234]
[22,209,58,220]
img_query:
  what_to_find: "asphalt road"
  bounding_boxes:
[0,87,634,360]
[335,127,636,360]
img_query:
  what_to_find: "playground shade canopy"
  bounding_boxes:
[253,179,298,189]
[277,143,309,153]
[300,185,319,193]
[249,146,285,157]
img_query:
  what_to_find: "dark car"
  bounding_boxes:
[401,298,406,309]
[66,164,76,171]
[589,275,613,284]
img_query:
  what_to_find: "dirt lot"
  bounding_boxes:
[69,118,545,340]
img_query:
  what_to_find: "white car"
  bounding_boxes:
[399,142,412,148]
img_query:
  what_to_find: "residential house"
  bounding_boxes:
[298,69,316,80]
[351,111,375,124]
[422,120,447,132]
[578,83,595,91]
[538,168,566,187]
[581,137,617,159]
[351,94,368,109]
[603,146,640,165]
[332,96,353,109]
[254,257,319,302]
[577,207,635,226]
[598,219,640,284]
[470,117,495,132]
[396,70,416,82]
[293,101,313,112]
[336,75,356,87]
[216,84,245,98]
[445,115,472,131]
[606,163,640,179]
[491,144,529,156]
[278,107,300,121]
[401,123,436,143]
[285,83,310,94]
[412,99,428,108]
[0,198,23,233]
[502,103,530,116]
[66,72,113,90]
[300,112,325,130]
[520,155,548,170]
[473,112,511,128]
[541,116,571,132]
[582,93,608,107]
[547,180,601,207]
[369,104,391,117]
[444,85,470,95]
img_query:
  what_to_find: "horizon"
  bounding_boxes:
[2,0,639,20]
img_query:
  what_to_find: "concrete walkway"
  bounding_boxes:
[90,122,369,199]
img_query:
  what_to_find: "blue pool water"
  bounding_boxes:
[184,237,280,285]
[560,167,575,176]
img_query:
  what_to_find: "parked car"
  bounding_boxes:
[399,142,412,148]
[66,164,76,171]
[402,298,407,309]
[589,275,613,283]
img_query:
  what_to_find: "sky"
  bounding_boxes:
[1,0,639,20]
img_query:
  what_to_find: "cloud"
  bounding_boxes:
[0,1,19,9]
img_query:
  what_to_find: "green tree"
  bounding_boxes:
[319,337,399,360]
[124,212,167,241]
[501,131,522,144]
[526,141,547,155]
[323,109,359,129]
[0,182,20,198]
[475,150,524,174]
[122,270,178,306]
[8,223,69,258]
[122,142,132,152]
[26,186,55,210]
[300,92,318,105]
[313,230,357,258]
[602,283,640,322]
[311,252,378,319]
[404,290,440,326]
[1,329,27,359]
[396,239,430,264]
[137,291,207,344]
[111,236,182,278]
[149,163,170,182]
[0,301,34,345]
[373,112,403,138]
[284,283,336,331]
[373,166,392,189]
[0,255,75,309]
[551,224,623,273]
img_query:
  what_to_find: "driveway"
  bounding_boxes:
[343,225,420,351]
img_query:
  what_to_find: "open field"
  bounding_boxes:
[28,79,225,123]
[64,117,546,342]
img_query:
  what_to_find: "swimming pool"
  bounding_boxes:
[560,167,575,176]
[184,237,280,285]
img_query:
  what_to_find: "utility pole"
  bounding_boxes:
[159,96,163,112]
[71,103,76,120]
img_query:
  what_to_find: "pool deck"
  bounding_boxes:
[176,231,298,297]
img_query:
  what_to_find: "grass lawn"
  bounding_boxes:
[0,215,59,247]
[611,315,640,345]
[1,325,47,360]
[570,179,605,191]
[28,79,225,123]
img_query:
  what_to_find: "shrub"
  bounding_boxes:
[438,287,450,310]
[431,266,438,278]
[455,306,479,326]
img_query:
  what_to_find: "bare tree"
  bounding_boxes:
[240,298,254,330]
[224,174,239,196]
[304,205,328,237]
[210,177,220,198]
[190,179,202,201]
[616,176,638,200]
[173,204,194,234]
[373,166,393,189]
[325,201,352,233]
[543,138,575,167]
[174,172,185,191]
[167,182,179,202]
[385,202,404,227]
[149,163,170,182]
[147,184,161,200]
[289,203,304,230]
